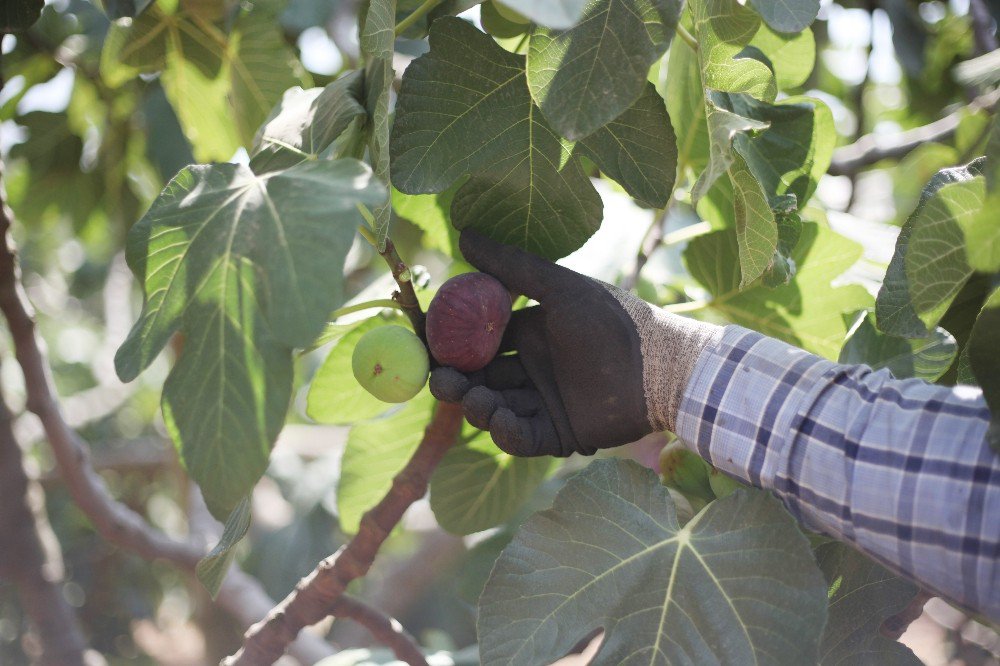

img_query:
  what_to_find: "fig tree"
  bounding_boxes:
[352,325,429,403]
[426,272,512,372]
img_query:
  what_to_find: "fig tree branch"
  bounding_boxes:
[827,87,1000,176]
[0,167,333,665]
[224,401,465,665]
[330,596,430,666]
[0,374,90,666]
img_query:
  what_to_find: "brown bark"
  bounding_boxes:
[225,401,464,665]
[0,384,90,665]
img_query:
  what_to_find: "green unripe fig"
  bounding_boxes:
[491,0,531,24]
[352,325,429,403]
[659,441,715,504]
[709,468,746,499]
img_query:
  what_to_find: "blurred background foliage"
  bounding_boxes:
[1,0,999,662]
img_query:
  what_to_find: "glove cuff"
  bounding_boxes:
[608,291,722,433]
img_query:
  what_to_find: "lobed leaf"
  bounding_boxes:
[249,72,368,174]
[116,159,386,518]
[685,220,873,360]
[815,542,921,665]
[430,429,551,535]
[336,391,436,533]
[390,18,603,259]
[876,159,986,338]
[478,459,828,664]
[101,4,308,162]
[526,0,682,140]
[839,311,957,382]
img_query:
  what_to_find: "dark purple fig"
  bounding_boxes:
[426,272,512,372]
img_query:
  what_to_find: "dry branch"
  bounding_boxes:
[225,401,465,665]
[827,88,1000,176]
[331,596,430,666]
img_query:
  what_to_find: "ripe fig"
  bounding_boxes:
[352,325,429,403]
[426,272,512,372]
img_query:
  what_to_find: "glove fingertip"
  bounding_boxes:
[429,367,470,403]
[462,385,504,430]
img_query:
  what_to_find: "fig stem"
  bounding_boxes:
[393,0,444,35]
[331,299,404,319]
[381,238,426,340]
[677,23,698,51]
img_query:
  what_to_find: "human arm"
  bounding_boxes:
[431,231,1000,622]
[677,327,999,622]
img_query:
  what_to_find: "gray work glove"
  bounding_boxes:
[430,230,722,457]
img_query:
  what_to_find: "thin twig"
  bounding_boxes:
[0,167,333,665]
[827,88,1000,176]
[224,401,465,665]
[331,596,429,666]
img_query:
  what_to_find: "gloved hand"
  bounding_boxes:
[429,230,722,457]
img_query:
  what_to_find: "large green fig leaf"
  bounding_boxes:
[495,0,588,28]
[961,117,1000,272]
[815,543,921,665]
[430,429,551,535]
[478,459,828,664]
[685,220,873,360]
[839,312,957,382]
[101,3,308,161]
[391,17,602,259]
[337,390,436,533]
[678,0,831,287]
[526,0,681,140]
[576,82,678,207]
[876,159,986,338]
[116,159,386,518]
[250,72,368,174]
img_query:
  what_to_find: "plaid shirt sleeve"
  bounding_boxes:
[675,326,1000,622]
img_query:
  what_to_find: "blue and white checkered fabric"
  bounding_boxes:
[675,326,999,621]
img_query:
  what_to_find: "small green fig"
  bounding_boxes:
[709,468,746,499]
[352,325,429,403]
[492,0,531,24]
[659,441,715,505]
